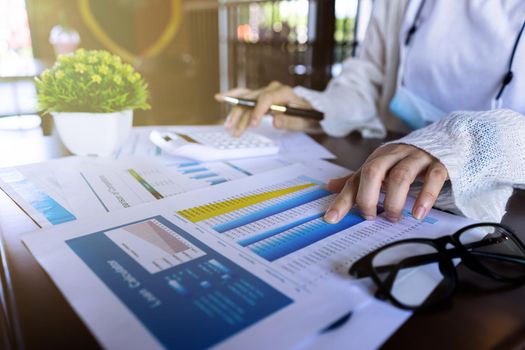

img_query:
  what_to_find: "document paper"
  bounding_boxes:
[114,123,335,163]
[55,156,299,220]
[23,163,473,350]
[0,158,78,227]
[0,155,295,227]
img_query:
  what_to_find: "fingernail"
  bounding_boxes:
[251,119,258,127]
[386,214,401,223]
[363,215,375,221]
[414,205,426,220]
[324,209,339,223]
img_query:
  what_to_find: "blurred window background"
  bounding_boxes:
[0,0,40,127]
[219,0,372,92]
[1,0,373,130]
[0,0,34,75]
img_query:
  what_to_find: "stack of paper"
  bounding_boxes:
[0,125,474,349]
[0,124,333,228]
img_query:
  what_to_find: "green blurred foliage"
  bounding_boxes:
[36,49,150,113]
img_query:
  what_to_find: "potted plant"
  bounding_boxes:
[35,49,150,156]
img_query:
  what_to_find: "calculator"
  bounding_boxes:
[149,129,280,161]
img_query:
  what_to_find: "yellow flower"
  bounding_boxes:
[88,55,98,64]
[55,70,65,79]
[41,69,51,79]
[91,74,102,84]
[122,64,133,75]
[112,56,122,65]
[113,75,123,85]
[76,48,86,57]
[57,55,71,64]
[128,72,140,83]
[100,51,112,64]
[98,64,109,75]
[113,61,123,70]
[74,63,86,74]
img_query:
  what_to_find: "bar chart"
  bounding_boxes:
[177,174,439,264]
[0,169,77,226]
[173,162,229,186]
[177,176,322,222]
[122,161,254,203]
[213,188,332,233]
[176,176,367,262]
[246,211,364,262]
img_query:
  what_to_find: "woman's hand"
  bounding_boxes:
[215,81,319,137]
[324,144,449,223]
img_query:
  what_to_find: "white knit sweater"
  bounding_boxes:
[294,0,525,222]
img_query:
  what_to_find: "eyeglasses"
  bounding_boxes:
[349,223,525,311]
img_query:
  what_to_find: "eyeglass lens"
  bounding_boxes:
[369,225,525,309]
[371,242,455,308]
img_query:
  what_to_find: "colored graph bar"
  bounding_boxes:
[191,172,218,180]
[0,169,76,225]
[177,182,316,222]
[181,167,208,174]
[127,169,164,200]
[209,178,228,186]
[178,162,201,168]
[297,175,324,185]
[224,161,252,176]
[214,188,332,233]
[238,213,324,247]
[249,211,364,262]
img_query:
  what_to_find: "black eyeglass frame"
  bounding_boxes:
[349,222,525,311]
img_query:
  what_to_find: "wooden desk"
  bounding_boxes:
[0,131,524,350]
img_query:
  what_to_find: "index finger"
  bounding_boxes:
[324,173,359,223]
[215,88,252,102]
[251,85,297,127]
[327,175,352,193]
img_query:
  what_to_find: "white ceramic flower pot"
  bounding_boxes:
[52,110,133,156]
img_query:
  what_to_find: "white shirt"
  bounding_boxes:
[294,0,525,222]
[403,0,525,112]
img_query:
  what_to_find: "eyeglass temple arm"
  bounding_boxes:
[352,236,518,278]
[468,251,525,265]
[368,243,525,277]
[375,249,525,296]
[353,249,452,278]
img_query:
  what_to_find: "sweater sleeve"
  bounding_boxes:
[388,109,525,222]
[293,0,391,139]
